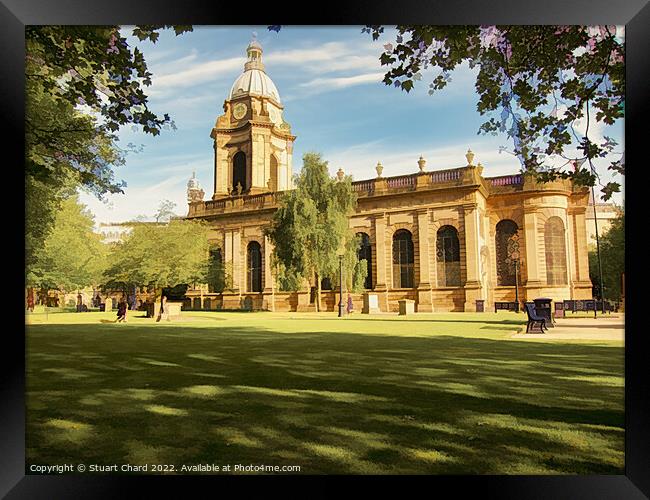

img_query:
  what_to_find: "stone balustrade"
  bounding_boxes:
[187,166,579,218]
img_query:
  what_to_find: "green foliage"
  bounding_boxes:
[26,196,108,291]
[589,211,624,300]
[103,219,210,294]
[25,25,192,271]
[352,259,369,293]
[206,247,227,293]
[265,152,359,309]
[364,25,624,200]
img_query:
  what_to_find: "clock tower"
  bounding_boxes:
[210,37,296,199]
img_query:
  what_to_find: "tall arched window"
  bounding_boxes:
[545,217,568,285]
[436,226,461,287]
[357,232,373,289]
[233,151,247,193]
[392,229,414,289]
[495,220,519,286]
[247,241,262,292]
[208,247,224,293]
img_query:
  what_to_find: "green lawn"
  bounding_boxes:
[25,311,624,474]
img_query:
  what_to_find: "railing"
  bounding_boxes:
[430,169,462,183]
[488,174,523,187]
[352,179,375,194]
[243,193,270,205]
[386,175,416,189]
[204,199,226,210]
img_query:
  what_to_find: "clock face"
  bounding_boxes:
[233,103,247,120]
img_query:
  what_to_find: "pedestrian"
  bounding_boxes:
[156,294,168,322]
[115,297,128,323]
[26,288,35,313]
[76,292,83,313]
[347,293,354,314]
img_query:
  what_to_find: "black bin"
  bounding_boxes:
[533,298,554,327]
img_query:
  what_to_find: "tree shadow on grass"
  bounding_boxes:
[25,322,623,475]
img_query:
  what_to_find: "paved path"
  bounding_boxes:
[511,314,624,341]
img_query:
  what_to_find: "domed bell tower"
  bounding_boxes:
[210,36,296,199]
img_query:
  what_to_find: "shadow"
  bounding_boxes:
[25,321,623,475]
[99,319,116,324]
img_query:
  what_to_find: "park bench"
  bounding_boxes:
[563,299,617,316]
[524,302,547,333]
[494,301,519,313]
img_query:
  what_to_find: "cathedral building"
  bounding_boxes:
[184,39,593,312]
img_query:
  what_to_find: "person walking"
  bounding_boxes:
[76,292,83,313]
[156,294,168,322]
[115,297,128,323]
[26,288,35,313]
[347,293,354,314]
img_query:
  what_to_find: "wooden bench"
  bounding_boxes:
[524,302,547,333]
[494,301,519,313]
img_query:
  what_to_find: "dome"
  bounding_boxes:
[229,70,281,103]
[187,171,200,190]
[228,38,281,103]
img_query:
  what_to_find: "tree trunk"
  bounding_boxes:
[315,270,321,312]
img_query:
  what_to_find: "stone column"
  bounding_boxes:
[463,203,482,311]
[232,229,242,294]
[569,206,592,298]
[373,214,389,312]
[263,235,275,311]
[523,208,543,295]
[416,209,433,312]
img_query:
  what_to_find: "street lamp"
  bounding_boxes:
[338,253,344,318]
[509,233,521,313]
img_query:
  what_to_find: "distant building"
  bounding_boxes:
[585,191,622,248]
[97,223,134,244]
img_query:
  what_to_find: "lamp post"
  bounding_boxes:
[510,233,521,313]
[338,254,344,318]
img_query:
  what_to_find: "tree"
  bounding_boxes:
[103,219,210,298]
[363,25,624,200]
[589,212,624,301]
[154,199,178,223]
[26,196,108,292]
[265,153,358,312]
[268,25,624,200]
[25,25,192,275]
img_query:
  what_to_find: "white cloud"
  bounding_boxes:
[147,57,245,97]
[324,139,521,182]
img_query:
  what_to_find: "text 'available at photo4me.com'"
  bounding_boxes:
[28,463,303,474]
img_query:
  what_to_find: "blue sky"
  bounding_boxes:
[79,26,625,225]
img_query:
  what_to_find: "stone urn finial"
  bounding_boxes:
[336,168,345,182]
[375,161,383,178]
[466,148,475,166]
[418,155,426,172]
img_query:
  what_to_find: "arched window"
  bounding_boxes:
[357,232,373,289]
[247,241,262,292]
[495,220,519,286]
[436,226,461,287]
[207,247,224,293]
[545,217,568,285]
[233,151,247,193]
[392,229,414,289]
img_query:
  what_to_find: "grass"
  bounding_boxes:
[25,310,624,474]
